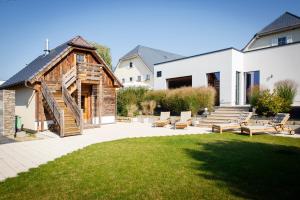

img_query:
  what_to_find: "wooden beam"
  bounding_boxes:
[98,70,103,125]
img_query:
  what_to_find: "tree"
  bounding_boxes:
[90,42,112,69]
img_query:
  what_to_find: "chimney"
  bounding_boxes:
[44,39,50,55]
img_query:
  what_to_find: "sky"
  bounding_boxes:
[0,0,300,80]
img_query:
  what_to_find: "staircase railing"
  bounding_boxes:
[62,80,83,134]
[62,65,77,88]
[41,79,64,136]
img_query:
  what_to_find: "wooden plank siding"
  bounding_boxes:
[39,48,118,128]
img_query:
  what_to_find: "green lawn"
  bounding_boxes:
[1,133,300,200]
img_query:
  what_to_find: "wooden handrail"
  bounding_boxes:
[62,82,83,133]
[77,62,102,81]
[62,65,77,88]
[40,79,64,136]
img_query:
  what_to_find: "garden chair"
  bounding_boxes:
[153,112,171,127]
[175,111,192,129]
[212,112,253,133]
[241,113,294,137]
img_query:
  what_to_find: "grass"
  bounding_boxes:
[1,133,300,200]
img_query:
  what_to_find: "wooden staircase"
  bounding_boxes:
[198,106,250,127]
[53,92,80,136]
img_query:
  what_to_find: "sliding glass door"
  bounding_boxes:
[245,71,260,104]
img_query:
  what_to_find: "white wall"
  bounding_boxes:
[114,56,153,88]
[244,43,300,106]
[155,49,240,106]
[15,87,36,130]
[245,29,300,51]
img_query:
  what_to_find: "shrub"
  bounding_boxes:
[248,85,261,108]
[126,104,138,117]
[256,90,285,116]
[145,87,216,116]
[117,87,148,116]
[141,100,156,115]
[274,80,298,112]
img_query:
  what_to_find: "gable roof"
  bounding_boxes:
[119,45,184,72]
[0,36,102,89]
[257,12,300,36]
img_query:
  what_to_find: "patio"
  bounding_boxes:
[0,122,210,181]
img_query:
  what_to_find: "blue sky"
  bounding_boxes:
[0,0,299,80]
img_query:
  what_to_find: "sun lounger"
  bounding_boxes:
[153,112,171,127]
[175,111,192,129]
[241,113,294,136]
[212,112,253,133]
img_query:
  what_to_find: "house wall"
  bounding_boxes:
[154,49,238,106]
[245,29,300,51]
[14,87,36,130]
[244,43,300,106]
[114,56,153,88]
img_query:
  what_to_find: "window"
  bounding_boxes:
[137,76,141,82]
[278,37,287,46]
[157,71,162,77]
[129,62,133,68]
[76,54,85,63]
[122,78,125,83]
[130,77,133,82]
[145,74,150,80]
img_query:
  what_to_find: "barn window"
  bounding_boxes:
[122,78,125,83]
[130,77,133,82]
[129,62,133,68]
[76,54,85,63]
[137,76,141,82]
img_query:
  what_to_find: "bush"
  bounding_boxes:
[146,87,216,116]
[141,100,156,115]
[248,85,261,108]
[274,80,298,112]
[126,104,138,117]
[117,87,148,116]
[255,90,285,116]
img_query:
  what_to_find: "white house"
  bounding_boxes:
[154,12,300,106]
[114,45,184,88]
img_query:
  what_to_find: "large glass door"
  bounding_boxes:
[245,71,260,104]
[207,72,220,106]
[236,71,240,105]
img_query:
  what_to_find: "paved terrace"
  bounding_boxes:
[0,122,211,181]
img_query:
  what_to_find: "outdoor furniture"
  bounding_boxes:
[241,113,294,137]
[212,112,253,133]
[153,112,171,127]
[175,111,192,129]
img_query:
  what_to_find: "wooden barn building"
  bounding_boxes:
[0,36,122,136]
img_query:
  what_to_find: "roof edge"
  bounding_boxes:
[154,47,241,65]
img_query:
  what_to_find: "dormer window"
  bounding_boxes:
[76,54,85,63]
[129,62,133,68]
[278,37,287,46]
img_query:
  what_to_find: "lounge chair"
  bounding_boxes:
[212,112,253,133]
[153,112,171,127]
[175,111,192,129]
[241,113,294,136]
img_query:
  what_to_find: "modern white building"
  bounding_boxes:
[114,45,184,88]
[154,12,300,106]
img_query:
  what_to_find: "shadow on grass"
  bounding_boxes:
[185,140,300,200]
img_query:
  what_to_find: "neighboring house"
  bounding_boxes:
[114,45,184,88]
[154,12,300,106]
[0,36,122,136]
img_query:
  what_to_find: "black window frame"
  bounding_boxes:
[278,37,287,46]
[130,77,133,82]
[157,71,162,77]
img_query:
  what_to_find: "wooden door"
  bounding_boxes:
[81,94,91,123]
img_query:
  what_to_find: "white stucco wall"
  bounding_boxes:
[244,43,300,106]
[114,56,153,88]
[154,44,300,106]
[245,29,300,51]
[15,87,36,130]
[154,49,240,106]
